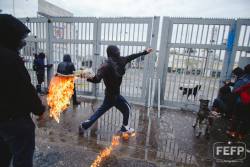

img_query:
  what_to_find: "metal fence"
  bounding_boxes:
[155,17,250,110]
[19,16,250,110]
[20,16,159,104]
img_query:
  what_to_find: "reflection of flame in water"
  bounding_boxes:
[47,76,75,123]
[91,132,136,167]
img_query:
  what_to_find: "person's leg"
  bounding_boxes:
[115,95,133,132]
[73,84,80,105]
[0,117,35,167]
[10,117,35,167]
[81,96,114,130]
[36,74,43,93]
[0,137,12,167]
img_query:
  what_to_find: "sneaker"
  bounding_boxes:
[120,125,135,133]
[78,125,85,136]
[79,120,90,135]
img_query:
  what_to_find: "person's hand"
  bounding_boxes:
[145,48,153,54]
[223,80,230,85]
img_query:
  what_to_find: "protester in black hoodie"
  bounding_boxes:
[79,45,152,134]
[57,54,80,105]
[0,14,45,167]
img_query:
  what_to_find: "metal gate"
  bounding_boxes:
[231,19,250,69]
[96,17,159,103]
[156,17,236,109]
[20,16,249,109]
[20,17,159,104]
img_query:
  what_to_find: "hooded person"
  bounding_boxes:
[79,45,153,135]
[227,65,250,139]
[0,14,45,167]
[33,52,52,94]
[57,54,80,105]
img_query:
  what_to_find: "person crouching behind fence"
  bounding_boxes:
[79,45,153,135]
[33,52,52,94]
[57,54,80,105]
[228,64,250,139]
[212,85,234,118]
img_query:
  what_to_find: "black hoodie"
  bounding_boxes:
[87,45,148,98]
[0,14,45,121]
[57,54,76,75]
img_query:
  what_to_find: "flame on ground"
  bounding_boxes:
[90,132,136,167]
[47,76,75,123]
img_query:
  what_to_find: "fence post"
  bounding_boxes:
[154,17,173,105]
[92,18,101,97]
[143,16,160,106]
[220,19,240,85]
[46,18,54,86]
[142,18,153,105]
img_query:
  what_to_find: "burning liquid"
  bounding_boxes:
[91,132,136,167]
[47,76,75,123]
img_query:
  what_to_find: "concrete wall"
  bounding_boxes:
[38,0,73,17]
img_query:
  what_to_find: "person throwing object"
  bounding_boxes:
[79,45,153,135]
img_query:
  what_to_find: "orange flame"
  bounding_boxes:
[91,133,136,167]
[47,76,75,123]
[90,135,120,167]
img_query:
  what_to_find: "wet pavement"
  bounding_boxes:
[33,96,250,167]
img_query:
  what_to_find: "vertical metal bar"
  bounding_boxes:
[158,78,161,118]
[190,24,194,44]
[88,22,91,92]
[46,18,54,85]
[147,16,159,105]
[206,25,216,100]
[247,26,250,47]
[242,25,248,46]
[205,25,210,44]
[195,24,200,44]
[176,47,182,102]
[141,20,152,103]
[211,49,222,102]
[185,24,189,43]
[130,23,135,97]
[93,18,101,97]
[168,51,175,102]
[155,17,172,105]
[216,25,221,45]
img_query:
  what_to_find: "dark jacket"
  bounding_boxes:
[33,53,46,75]
[87,45,148,98]
[0,14,45,122]
[57,54,76,75]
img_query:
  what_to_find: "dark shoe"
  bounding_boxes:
[79,120,91,135]
[78,125,85,136]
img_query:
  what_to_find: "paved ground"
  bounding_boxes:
[32,96,250,167]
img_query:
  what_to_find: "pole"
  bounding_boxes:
[12,0,15,16]
[158,78,161,118]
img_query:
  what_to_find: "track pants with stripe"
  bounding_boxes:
[82,95,131,129]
